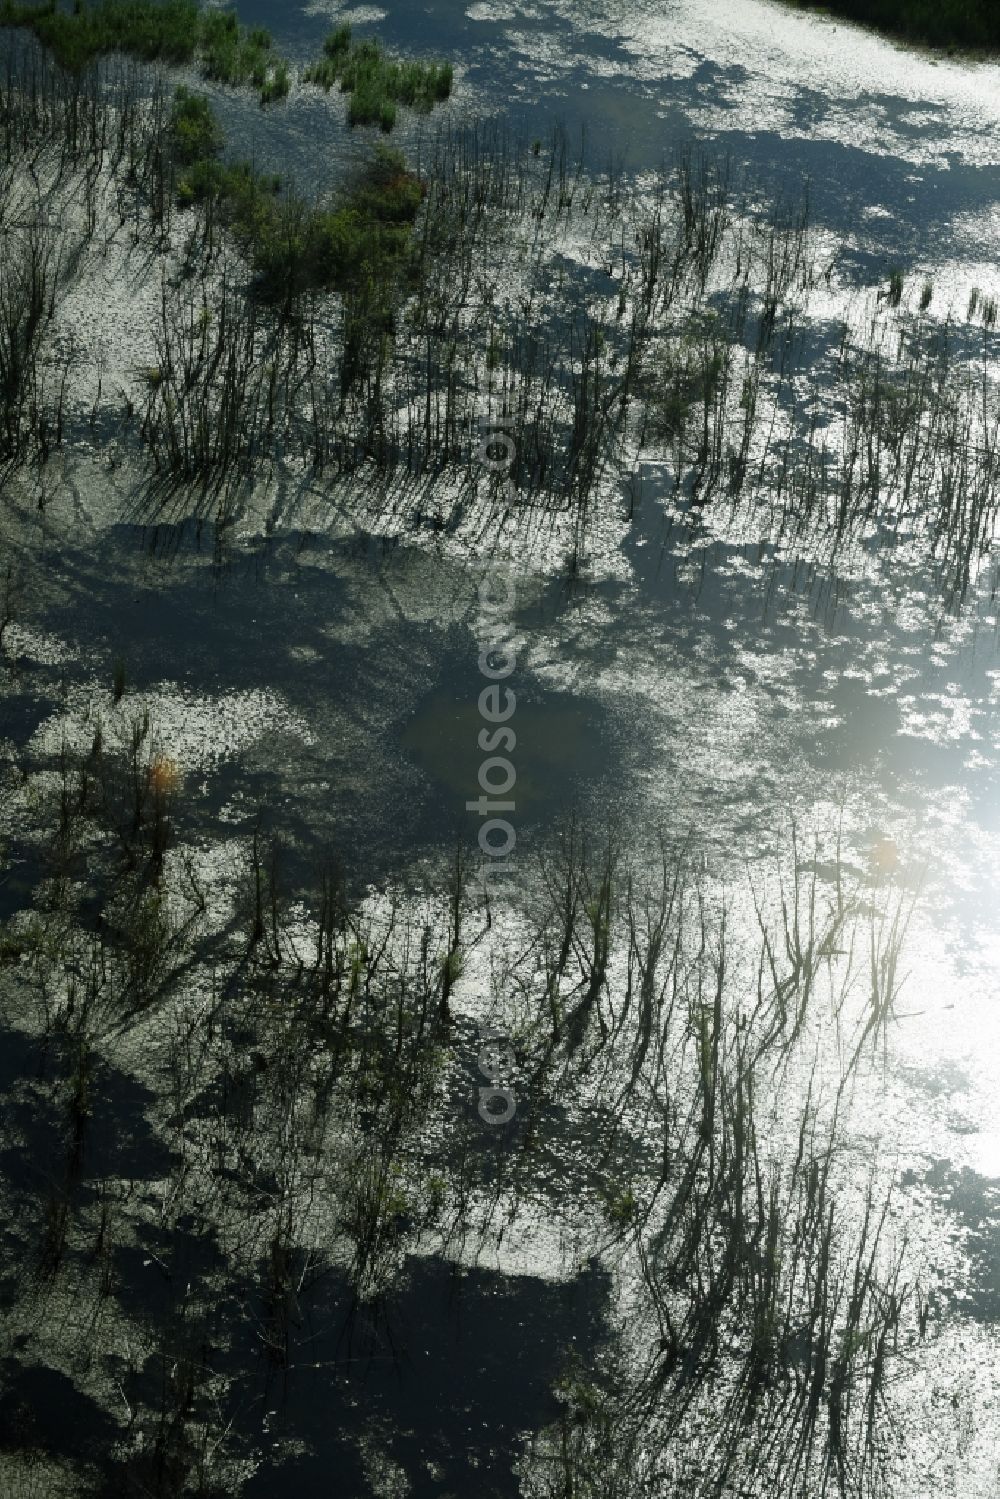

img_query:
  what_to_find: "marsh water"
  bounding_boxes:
[6,1,1000,1495]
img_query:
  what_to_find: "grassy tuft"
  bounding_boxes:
[304,23,453,130]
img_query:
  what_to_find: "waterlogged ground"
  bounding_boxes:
[5,1,1000,1495]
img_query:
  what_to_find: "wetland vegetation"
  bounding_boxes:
[304,24,453,132]
[0,4,994,1496]
[0,0,289,103]
[4,42,996,600]
[0,693,923,1494]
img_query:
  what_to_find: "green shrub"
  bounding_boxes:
[351,143,424,222]
[175,155,225,205]
[168,91,424,305]
[170,85,222,166]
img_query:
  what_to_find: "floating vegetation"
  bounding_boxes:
[0,0,289,105]
[304,23,453,130]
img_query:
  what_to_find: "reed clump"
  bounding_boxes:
[0,47,193,462]
[0,0,289,105]
[141,114,427,481]
[498,820,921,1498]
[169,82,219,164]
[304,23,453,130]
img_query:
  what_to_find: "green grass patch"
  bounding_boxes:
[0,0,290,104]
[304,23,453,131]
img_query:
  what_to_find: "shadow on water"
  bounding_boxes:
[403,684,616,832]
[239,1253,612,1499]
[0,1362,121,1470]
[11,521,641,873]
